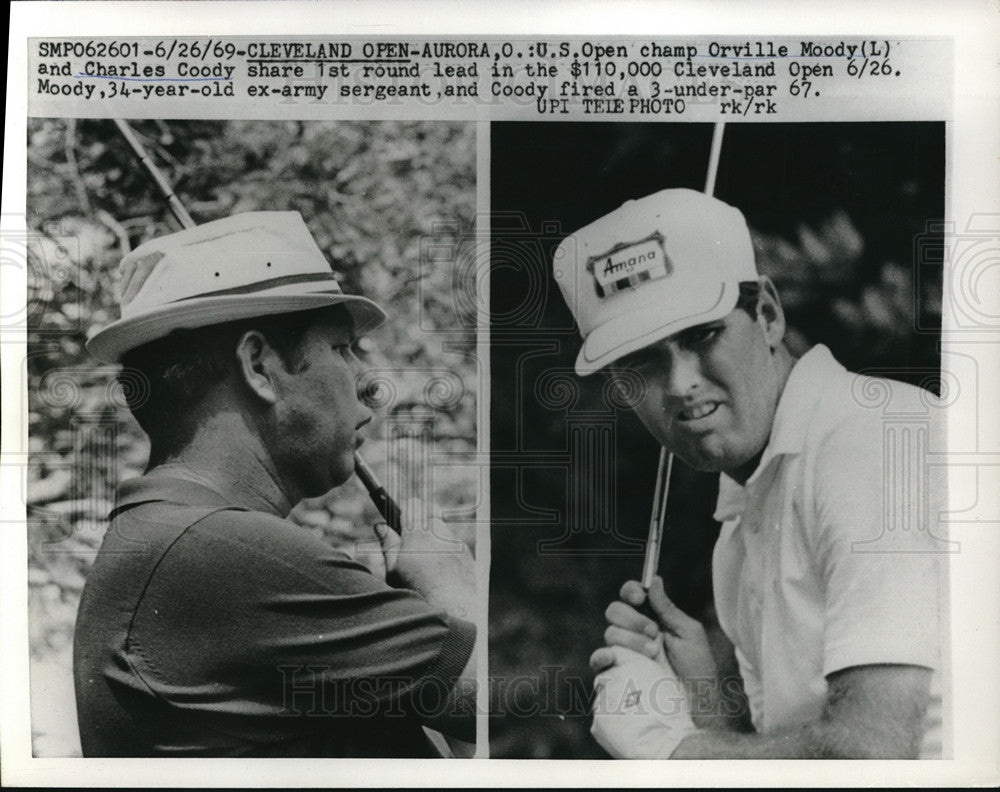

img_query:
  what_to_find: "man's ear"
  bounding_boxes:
[235,330,280,405]
[757,276,786,351]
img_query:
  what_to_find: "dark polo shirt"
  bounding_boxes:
[73,470,475,757]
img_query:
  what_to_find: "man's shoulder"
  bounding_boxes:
[100,476,357,584]
[108,501,379,633]
[181,505,345,565]
[110,469,330,549]
[771,348,945,500]
[819,373,932,426]
[796,348,940,443]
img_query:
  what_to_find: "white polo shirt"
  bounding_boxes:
[712,345,946,757]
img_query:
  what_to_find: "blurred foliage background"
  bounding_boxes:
[25,119,478,756]
[489,122,944,758]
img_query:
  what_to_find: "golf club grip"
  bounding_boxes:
[639,593,658,625]
[353,452,402,533]
[371,488,403,534]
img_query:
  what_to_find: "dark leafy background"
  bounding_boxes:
[25,119,477,756]
[489,122,943,758]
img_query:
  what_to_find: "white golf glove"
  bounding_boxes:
[591,645,697,759]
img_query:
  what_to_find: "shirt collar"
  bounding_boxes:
[713,344,844,522]
[714,474,749,523]
[113,466,237,516]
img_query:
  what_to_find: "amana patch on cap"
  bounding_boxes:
[586,231,672,299]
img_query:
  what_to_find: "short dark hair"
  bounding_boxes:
[118,305,350,460]
[735,280,762,318]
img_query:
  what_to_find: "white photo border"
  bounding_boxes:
[4,0,1000,787]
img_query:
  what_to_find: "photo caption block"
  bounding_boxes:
[29,36,951,121]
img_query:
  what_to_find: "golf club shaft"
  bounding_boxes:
[641,121,726,592]
[113,119,195,230]
[641,449,672,589]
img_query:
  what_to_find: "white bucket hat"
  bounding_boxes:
[553,188,758,375]
[87,211,387,363]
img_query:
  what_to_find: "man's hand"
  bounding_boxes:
[350,522,391,581]
[373,498,476,623]
[315,513,391,581]
[602,576,744,730]
[590,645,697,759]
[608,576,717,684]
[372,499,479,743]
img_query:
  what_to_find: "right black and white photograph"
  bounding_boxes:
[489,122,949,760]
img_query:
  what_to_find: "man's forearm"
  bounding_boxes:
[687,676,753,733]
[389,532,477,623]
[671,722,830,758]
[672,664,930,759]
[407,570,476,623]
[671,714,922,759]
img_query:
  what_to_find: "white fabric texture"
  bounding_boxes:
[712,344,946,758]
[591,646,697,759]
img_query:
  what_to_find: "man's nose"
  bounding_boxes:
[347,349,365,378]
[347,351,374,405]
[664,347,703,397]
[354,374,376,424]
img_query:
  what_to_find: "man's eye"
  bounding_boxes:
[683,326,721,347]
[611,354,652,374]
[348,337,374,362]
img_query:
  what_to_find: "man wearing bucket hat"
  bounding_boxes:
[554,189,944,759]
[74,212,477,757]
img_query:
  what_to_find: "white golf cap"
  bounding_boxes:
[87,211,387,363]
[553,188,758,375]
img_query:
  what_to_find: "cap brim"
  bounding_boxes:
[87,292,386,364]
[575,281,737,376]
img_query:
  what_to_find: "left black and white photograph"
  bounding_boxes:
[24,119,483,758]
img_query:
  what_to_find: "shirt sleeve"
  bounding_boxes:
[127,509,475,722]
[811,410,946,678]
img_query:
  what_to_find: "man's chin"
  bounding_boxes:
[672,445,751,477]
[301,465,356,500]
[680,456,727,474]
[330,467,356,492]
[668,442,728,473]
